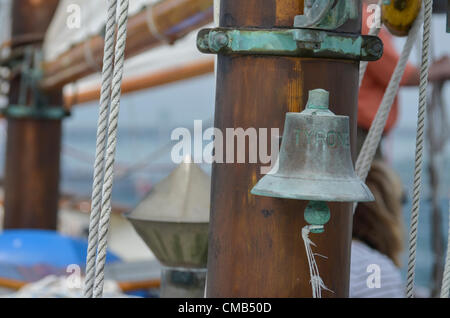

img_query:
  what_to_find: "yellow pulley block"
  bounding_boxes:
[382,0,422,36]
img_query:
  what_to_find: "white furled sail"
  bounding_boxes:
[43,0,153,62]
[63,29,212,102]
[43,0,213,105]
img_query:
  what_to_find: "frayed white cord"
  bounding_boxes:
[301,225,333,298]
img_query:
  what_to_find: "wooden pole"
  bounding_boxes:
[64,58,214,108]
[207,0,362,297]
[3,0,62,229]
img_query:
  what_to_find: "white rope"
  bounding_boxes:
[83,0,117,298]
[93,0,130,298]
[442,200,450,298]
[355,4,424,185]
[301,225,332,298]
[405,0,433,298]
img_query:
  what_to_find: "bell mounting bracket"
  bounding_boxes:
[0,46,69,120]
[197,27,383,62]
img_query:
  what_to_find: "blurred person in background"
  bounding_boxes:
[350,1,450,298]
[350,161,405,298]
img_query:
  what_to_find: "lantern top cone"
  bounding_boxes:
[251,89,374,203]
[124,157,210,268]
[125,155,210,223]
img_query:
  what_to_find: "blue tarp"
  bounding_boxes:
[0,229,120,269]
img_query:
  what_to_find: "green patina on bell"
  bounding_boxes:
[251,89,374,232]
[251,89,374,203]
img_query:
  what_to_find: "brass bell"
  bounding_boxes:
[251,89,374,203]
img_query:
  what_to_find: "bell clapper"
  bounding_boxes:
[304,201,331,234]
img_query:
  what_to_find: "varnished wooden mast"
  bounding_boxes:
[207,0,362,297]
[3,0,62,229]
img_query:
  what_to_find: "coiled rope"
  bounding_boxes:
[405,0,433,298]
[84,0,130,298]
